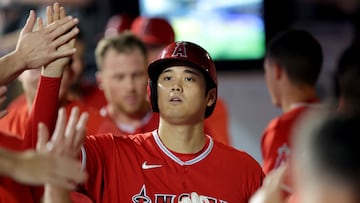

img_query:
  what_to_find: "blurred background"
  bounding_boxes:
[0,0,358,162]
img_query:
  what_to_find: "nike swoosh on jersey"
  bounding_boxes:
[142,161,162,169]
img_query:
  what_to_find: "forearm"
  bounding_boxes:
[44,185,72,203]
[23,76,62,149]
[0,50,27,85]
[0,148,17,178]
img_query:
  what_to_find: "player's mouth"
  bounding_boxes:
[169,96,182,103]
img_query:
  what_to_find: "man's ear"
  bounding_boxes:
[206,88,217,107]
[274,62,283,80]
[95,71,104,90]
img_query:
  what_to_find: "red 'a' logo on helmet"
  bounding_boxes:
[171,42,187,58]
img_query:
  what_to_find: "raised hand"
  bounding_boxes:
[38,107,88,161]
[41,3,78,78]
[15,9,79,70]
[8,106,88,189]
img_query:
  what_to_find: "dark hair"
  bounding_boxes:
[309,113,360,189]
[335,43,360,112]
[95,31,148,70]
[266,29,323,86]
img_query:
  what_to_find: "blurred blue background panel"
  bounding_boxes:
[139,0,265,61]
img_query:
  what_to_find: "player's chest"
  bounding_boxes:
[113,156,246,203]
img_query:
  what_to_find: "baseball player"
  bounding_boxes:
[31,41,264,202]
[130,16,232,145]
[261,29,323,175]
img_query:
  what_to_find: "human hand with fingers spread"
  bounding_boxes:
[0,9,79,85]
[41,2,78,78]
[16,10,79,70]
[42,107,88,158]
[6,106,88,189]
[39,106,88,203]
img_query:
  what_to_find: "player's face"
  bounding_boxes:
[264,57,281,108]
[98,48,148,116]
[157,66,214,124]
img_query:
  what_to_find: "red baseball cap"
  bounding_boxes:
[105,14,133,37]
[131,16,175,46]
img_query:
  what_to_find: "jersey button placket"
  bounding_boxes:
[182,166,188,189]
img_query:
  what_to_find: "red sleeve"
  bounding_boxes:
[23,76,61,149]
[80,134,115,203]
[0,131,23,151]
[0,185,21,203]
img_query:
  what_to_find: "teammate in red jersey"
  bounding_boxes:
[251,111,360,203]
[95,32,159,136]
[33,41,264,202]
[261,29,323,175]
[0,4,88,202]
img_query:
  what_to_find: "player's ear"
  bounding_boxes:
[95,71,104,90]
[274,62,283,80]
[206,88,216,107]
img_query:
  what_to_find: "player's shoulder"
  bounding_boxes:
[265,107,308,133]
[213,140,261,168]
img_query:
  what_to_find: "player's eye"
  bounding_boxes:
[163,76,172,81]
[185,77,195,82]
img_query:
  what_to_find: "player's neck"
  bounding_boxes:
[107,103,150,128]
[280,84,317,112]
[158,118,206,154]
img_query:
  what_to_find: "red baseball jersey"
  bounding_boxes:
[82,131,264,203]
[97,103,231,146]
[77,84,107,111]
[0,95,29,137]
[261,102,319,175]
[96,107,159,136]
[0,94,116,140]
[80,83,231,145]
[0,132,34,203]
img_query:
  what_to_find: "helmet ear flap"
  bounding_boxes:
[149,79,159,112]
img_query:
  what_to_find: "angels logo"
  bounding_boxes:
[132,185,151,203]
[275,143,291,168]
[132,185,228,203]
[171,42,187,58]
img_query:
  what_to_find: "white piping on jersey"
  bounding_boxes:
[152,130,214,166]
[81,145,87,170]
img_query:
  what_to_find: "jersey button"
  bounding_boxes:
[182,182,187,189]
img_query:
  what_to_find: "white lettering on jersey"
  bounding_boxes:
[133,185,228,203]
[142,161,163,170]
[275,143,291,168]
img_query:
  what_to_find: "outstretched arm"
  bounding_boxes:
[24,2,79,149]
